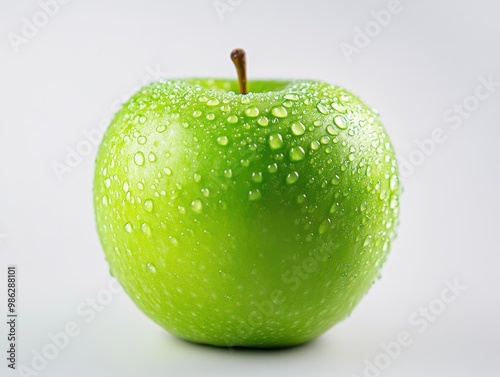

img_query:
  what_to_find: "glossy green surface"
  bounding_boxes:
[94,79,401,347]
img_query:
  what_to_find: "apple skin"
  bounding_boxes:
[94,79,400,347]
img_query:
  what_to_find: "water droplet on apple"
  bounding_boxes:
[148,152,156,162]
[329,203,338,213]
[286,171,299,185]
[217,135,229,146]
[134,152,145,166]
[193,173,201,182]
[139,116,147,124]
[389,175,399,192]
[269,133,283,150]
[226,115,238,124]
[320,136,330,144]
[326,125,338,136]
[124,223,133,233]
[284,94,299,101]
[207,98,219,106]
[146,263,156,273]
[289,146,305,161]
[331,102,346,113]
[248,190,262,201]
[257,116,269,127]
[379,190,389,200]
[331,175,340,185]
[192,110,202,118]
[201,188,210,197]
[137,136,147,145]
[101,195,109,206]
[291,121,306,136]
[163,167,172,176]
[223,169,232,178]
[191,199,203,213]
[363,235,372,247]
[310,140,320,150]
[141,223,151,236]
[319,218,331,234]
[245,107,260,117]
[156,124,167,133]
[271,106,288,118]
[267,163,278,173]
[334,116,348,130]
[251,172,263,183]
[316,103,329,115]
[390,194,399,209]
[144,199,154,212]
[104,178,111,188]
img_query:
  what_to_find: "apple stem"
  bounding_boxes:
[230,48,248,95]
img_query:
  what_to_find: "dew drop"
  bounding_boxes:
[223,169,233,178]
[251,172,263,183]
[291,121,306,136]
[269,133,283,150]
[141,223,151,236]
[134,152,145,166]
[156,124,167,133]
[217,135,229,146]
[122,181,129,192]
[267,163,278,173]
[310,140,320,150]
[148,152,156,162]
[334,116,348,130]
[332,102,346,113]
[248,190,262,201]
[271,106,288,118]
[192,110,202,118]
[207,98,219,106]
[363,235,373,247]
[326,125,339,136]
[104,178,111,188]
[390,175,399,192]
[227,115,238,124]
[144,199,154,212]
[319,218,331,234]
[390,194,399,209]
[163,167,172,176]
[146,263,156,273]
[257,116,269,127]
[286,171,299,185]
[193,173,202,183]
[245,107,260,117]
[289,146,306,161]
[284,94,299,101]
[317,103,329,115]
[137,136,147,145]
[331,175,341,185]
[201,188,210,197]
[191,199,203,213]
[124,223,133,233]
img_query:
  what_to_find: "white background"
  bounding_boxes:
[1,0,499,376]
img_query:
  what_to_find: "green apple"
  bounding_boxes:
[94,51,400,348]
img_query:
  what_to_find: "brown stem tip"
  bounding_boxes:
[230,48,248,95]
